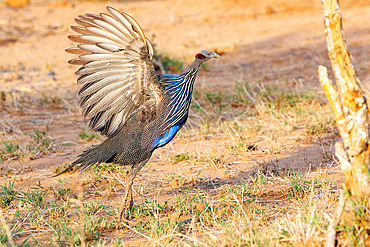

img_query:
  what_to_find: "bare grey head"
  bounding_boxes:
[193,50,220,68]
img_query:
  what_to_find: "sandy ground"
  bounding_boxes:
[0,0,369,244]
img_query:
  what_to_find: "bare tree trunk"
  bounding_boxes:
[318,0,370,246]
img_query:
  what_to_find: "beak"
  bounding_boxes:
[214,53,220,58]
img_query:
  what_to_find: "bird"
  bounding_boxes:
[63,6,219,220]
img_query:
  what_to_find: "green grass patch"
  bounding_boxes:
[79,131,98,141]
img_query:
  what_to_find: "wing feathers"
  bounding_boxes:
[71,35,120,46]
[78,44,109,54]
[65,47,88,55]
[106,7,141,39]
[146,38,154,59]
[108,111,124,135]
[77,53,123,63]
[71,26,93,36]
[121,12,146,41]
[85,13,101,20]
[76,61,134,75]
[78,75,123,97]
[68,58,86,65]
[75,18,101,29]
[98,14,133,41]
[130,38,145,51]
[67,6,158,137]
[95,43,122,52]
[82,83,129,113]
[77,69,131,85]
[85,26,125,45]
[84,86,130,118]
[81,59,131,69]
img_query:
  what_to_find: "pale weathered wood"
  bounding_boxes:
[319,0,370,201]
[318,0,370,245]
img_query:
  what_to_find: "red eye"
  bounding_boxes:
[207,53,210,55]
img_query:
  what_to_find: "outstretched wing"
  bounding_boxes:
[66,6,159,137]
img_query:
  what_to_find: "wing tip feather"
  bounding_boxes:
[68,35,80,42]
[68,58,84,65]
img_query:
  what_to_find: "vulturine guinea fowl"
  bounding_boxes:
[63,6,219,220]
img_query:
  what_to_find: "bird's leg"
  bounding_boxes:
[119,158,150,221]
[119,171,134,221]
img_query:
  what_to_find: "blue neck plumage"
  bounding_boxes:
[153,66,200,148]
[161,67,198,122]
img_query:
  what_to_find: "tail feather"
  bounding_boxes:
[54,143,117,177]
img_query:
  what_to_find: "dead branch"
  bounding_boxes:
[319,0,370,202]
[318,0,370,245]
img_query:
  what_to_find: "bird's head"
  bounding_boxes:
[195,50,220,62]
[193,50,219,69]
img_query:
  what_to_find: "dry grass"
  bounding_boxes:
[0,167,340,246]
[0,81,343,246]
[1,0,369,245]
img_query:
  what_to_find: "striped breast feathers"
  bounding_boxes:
[66,6,160,137]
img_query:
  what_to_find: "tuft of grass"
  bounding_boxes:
[92,162,125,174]
[306,117,336,137]
[227,137,258,153]
[0,180,16,208]
[26,129,50,148]
[79,131,98,141]
[208,155,231,169]
[127,170,332,246]
[192,82,326,121]
[285,170,312,200]
[52,187,72,201]
[25,129,55,159]
[53,162,74,174]
[0,140,21,162]
[51,203,106,245]
[184,81,336,162]
[169,152,190,163]
[1,129,55,163]
[154,52,184,73]
[167,172,189,188]
[39,95,62,107]
[335,190,370,246]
